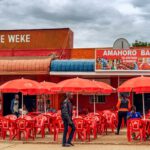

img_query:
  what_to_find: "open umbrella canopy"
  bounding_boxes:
[51,77,103,93]
[118,76,150,93]
[40,81,56,94]
[92,80,115,94]
[0,78,43,95]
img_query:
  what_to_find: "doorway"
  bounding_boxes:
[3,93,36,116]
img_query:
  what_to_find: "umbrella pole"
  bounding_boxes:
[94,95,96,114]
[44,94,46,114]
[76,93,79,117]
[22,93,23,118]
[118,76,120,99]
[142,93,145,119]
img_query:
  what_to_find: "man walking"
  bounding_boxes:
[61,92,76,147]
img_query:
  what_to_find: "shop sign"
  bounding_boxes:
[95,49,150,71]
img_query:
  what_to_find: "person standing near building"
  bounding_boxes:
[10,94,20,117]
[115,93,131,135]
[61,92,76,147]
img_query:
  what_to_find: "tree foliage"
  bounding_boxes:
[132,40,150,47]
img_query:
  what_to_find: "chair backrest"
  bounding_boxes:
[2,118,10,129]
[102,110,112,114]
[28,112,41,118]
[74,118,84,130]
[54,118,64,130]
[128,119,143,130]
[5,115,17,121]
[17,118,27,130]
[23,115,32,120]
[35,115,46,126]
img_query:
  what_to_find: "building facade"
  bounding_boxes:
[0,28,149,115]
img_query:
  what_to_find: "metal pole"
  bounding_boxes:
[118,76,120,99]
[22,93,23,118]
[132,92,134,106]
[142,93,145,119]
[76,93,79,117]
[44,94,46,114]
[94,95,96,114]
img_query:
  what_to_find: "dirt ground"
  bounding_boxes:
[0,143,150,150]
[0,128,150,150]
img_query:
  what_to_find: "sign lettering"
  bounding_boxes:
[0,34,31,43]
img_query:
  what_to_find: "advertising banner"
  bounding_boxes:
[95,49,150,71]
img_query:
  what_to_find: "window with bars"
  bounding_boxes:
[90,95,106,104]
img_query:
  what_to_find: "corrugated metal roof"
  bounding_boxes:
[50,59,95,72]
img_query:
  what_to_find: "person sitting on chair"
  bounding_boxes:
[19,104,28,116]
[127,105,142,119]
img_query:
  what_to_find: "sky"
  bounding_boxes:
[0,0,149,48]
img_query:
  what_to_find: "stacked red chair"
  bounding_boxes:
[53,118,64,141]
[97,114,107,135]
[41,113,53,134]
[16,117,35,140]
[1,118,16,140]
[127,119,146,142]
[0,116,3,137]
[102,111,117,133]
[34,115,47,138]
[84,116,98,140]
[73,118,88,141]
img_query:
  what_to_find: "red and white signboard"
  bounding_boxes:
[95,49,150,71]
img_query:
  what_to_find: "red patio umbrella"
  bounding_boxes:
[118,76,150,119]
[92,80,115,113]
[40,81,56,113]
[92,80,115,94]
[40,81,56,94]
[118,76,150,93]
[51,77,114,116]
[0,78,45,117]
[0,78,43,95]
[51,77,102,93]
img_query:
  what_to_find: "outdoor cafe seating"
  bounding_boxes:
[127,116,150,142]
[2,110,150,143]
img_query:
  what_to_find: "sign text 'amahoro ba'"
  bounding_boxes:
[95,49,150,71]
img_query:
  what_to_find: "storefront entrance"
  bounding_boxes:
[3,93,36,116]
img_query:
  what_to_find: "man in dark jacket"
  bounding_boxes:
[61,92,76,147]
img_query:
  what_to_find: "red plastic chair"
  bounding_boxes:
[0,116,3,137]
[97,115,107,135]
[53,118,64,141]
[41,114,53,134]
[34,115,46,138]
[73,118,88,141]
[1,118,16,140]
[103,113,117,133]
[127,119,145,142]
[84,116,98,140]
[16,118,34,140]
